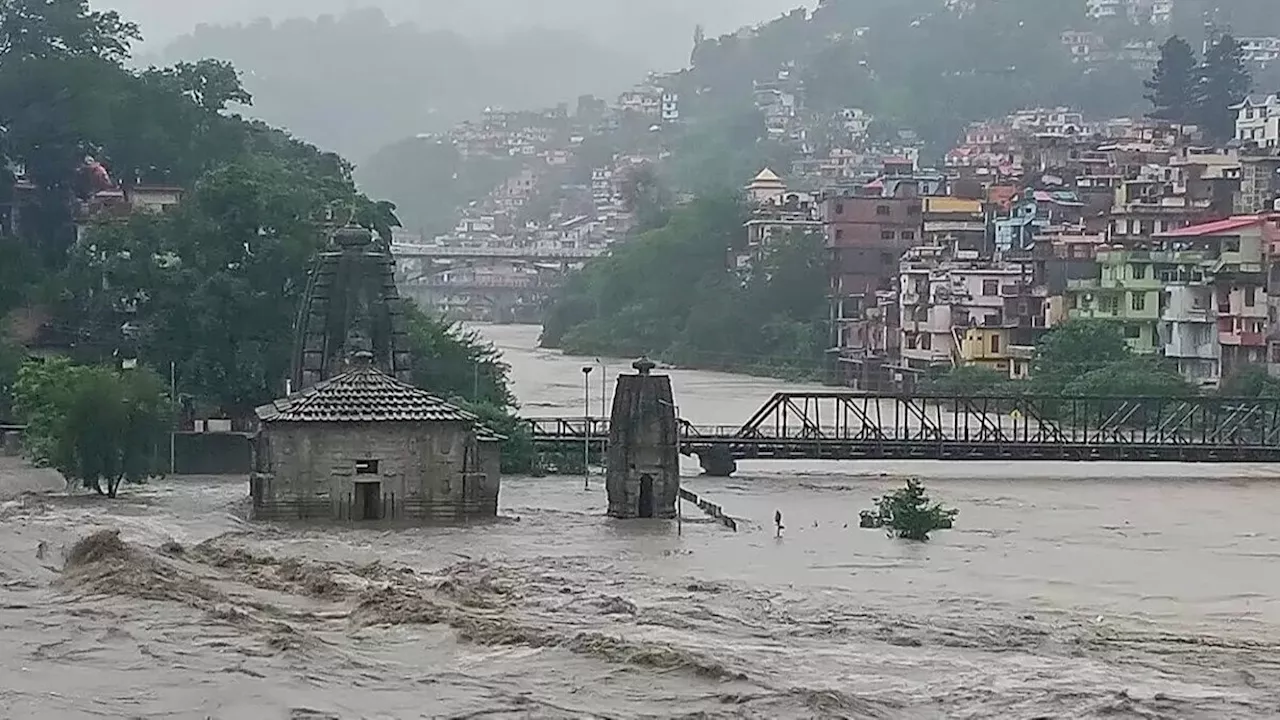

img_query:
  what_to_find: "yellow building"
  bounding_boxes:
[955,327,1031,378]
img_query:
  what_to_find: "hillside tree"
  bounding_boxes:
[1194,34,1252,141]
[1145,36,1199,123]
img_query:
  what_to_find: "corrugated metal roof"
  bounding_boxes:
[255,363,498,435]
[1155,216,1263,238]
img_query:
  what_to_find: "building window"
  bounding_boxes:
[1131,293,1145,311]
[1246,286,1257,306]
[356,459,380,475]
[1131,264,1147,280]
[835,228,845,240]
[1124,324,1141,339]
[982,279,999,296]
[990,335,1001,354]
[835,202,845,215]
[901,231,916,241]
[876,205,891,216]
[881,230,896,240]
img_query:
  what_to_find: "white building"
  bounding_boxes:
[1160,283,1219,385]
[1239,37,1280,66]
[661,93,680,122]
[1086,0,1123,20]
[1233,94,1280,149]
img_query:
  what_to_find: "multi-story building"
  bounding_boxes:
[1234,94,1280,150]
[661,93,680,123]
[1154,215,1279,381]
[1061,31,1105,63]
[1065,247,1165,354]
[736,170,821,273]
[993,189,1086,254]
[1237,154,1280,214]
[1086,0,1124,20]
[824,181,924,388]
[1160,261,1219,385]
[921,197,987,255]
[1238,37,1280,66]
[899,249,1043,378]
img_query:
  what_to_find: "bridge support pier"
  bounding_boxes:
[606,358,679,519]
[695,447,737,477]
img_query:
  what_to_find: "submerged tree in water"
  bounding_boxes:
[867,479,958,542]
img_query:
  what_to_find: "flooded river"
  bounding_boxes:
[3,324,1280,719]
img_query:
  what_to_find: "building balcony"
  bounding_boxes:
[1163,341,1219,360]
[1220,331,1267,347]
[902,347,952,364]
[1162,307,1212,323]
[1096,277,1163,291]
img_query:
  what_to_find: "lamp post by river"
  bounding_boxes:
[581,365,593,490]
[595,358,607,417]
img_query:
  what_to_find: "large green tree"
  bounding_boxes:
[1145,36,1199,123]
[1195,34,1252,142]
[541,196,828,378]
[12,358,171,496]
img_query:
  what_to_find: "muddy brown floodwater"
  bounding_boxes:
[3,324,1280,719]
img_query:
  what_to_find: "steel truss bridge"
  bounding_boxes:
[525,392,1280,475]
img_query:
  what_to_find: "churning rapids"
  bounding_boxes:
[4,325,1280,719]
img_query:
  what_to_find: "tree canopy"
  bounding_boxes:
[12,357,170,496]
[541,195,828,378]
[1145,36,1198,123]
[0,0,530,471]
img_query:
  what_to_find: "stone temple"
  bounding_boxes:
[605,358,680,519]
[290,224,414,391]
[250,223,502,522]
[250,352,502,522]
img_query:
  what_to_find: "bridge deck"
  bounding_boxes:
[525,393,1280,463]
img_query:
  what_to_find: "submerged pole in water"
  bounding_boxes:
[582,365,593,490]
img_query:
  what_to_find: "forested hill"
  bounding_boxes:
[677,0,1280,154]
[147,9,650,161]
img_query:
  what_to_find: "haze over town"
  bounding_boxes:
[6,1,1280,718]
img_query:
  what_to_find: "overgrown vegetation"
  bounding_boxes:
[0,1,533,476]
[1145,33,1253,142]
[861,479,958,542]
[12,359,171,496]
[540,196,828,378]
[924,320,1196,400]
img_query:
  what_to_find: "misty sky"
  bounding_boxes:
[93,1,816,57]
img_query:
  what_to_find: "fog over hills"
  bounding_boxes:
[100,0,810,61]
[89,1,810,159]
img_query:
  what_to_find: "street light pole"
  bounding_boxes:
[582,366,593,490]
[596,358,607,418]
[169,361,176,476]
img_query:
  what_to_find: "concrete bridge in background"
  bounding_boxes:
[390,243,606,262]
[391,242,606,322]
[525,391,1280,476]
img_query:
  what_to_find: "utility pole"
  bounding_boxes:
[169,361,176,476]
[582,366,593,490]
[595,359,607,417]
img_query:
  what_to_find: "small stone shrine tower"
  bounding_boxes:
[606,357,679,519]
[290,223,414,391]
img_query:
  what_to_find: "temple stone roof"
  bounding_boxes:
[256,358,496,432]
[749,168,784,185]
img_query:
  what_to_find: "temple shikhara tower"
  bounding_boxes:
[290,224,414,390]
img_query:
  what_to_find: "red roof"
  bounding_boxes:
[1155,215,1264,238]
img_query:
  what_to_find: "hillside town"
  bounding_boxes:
[393,18,1280,393]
